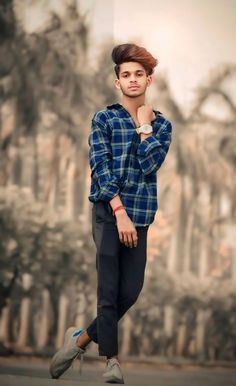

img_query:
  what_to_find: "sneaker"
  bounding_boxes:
[103,358,124,384]
[49,327,85,379]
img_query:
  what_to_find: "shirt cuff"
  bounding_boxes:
[98,182,120,202]
[137,136,162,156]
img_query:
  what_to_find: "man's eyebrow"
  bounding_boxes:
[120,70,145,75]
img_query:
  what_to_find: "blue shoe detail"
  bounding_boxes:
[72,329,84,337]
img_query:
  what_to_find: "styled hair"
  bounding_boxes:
[111,43,158,78]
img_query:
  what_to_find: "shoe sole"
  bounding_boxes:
[103,374,124,384]
[104,376,124,384]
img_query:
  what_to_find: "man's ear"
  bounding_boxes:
[114,79,121,89]
[147,75,153,87]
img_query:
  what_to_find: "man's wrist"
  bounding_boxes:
[115,208,126,217]
[113,205,126,216]
[139,121,151,126]
[140,133,152,141]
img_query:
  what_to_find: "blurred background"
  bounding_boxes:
[0,0,236,363]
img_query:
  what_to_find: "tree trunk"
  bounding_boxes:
[0,305,10,345]
[75,286,86,328]
[196,308,210,360]
[16,273,32,350]
[37,288,50,349]
[56,293,69,349]
[82,164,92,232]
[167,177,182,273]
[164,305,175,336]
[65,160,76,221]
[232,254,236,282]
[176,315,187,356]
[199,238,208,278]
[163,304,175,356]
[182,209,194,274]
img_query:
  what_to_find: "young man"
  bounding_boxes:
[50,43,172,384]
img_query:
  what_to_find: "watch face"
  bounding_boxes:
[141,124,152,134]
[143,126,150,133]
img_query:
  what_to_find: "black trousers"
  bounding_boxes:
[86,201,149,357]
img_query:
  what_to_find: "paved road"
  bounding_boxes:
[0,359,236,386]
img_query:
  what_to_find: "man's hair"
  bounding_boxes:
[111,43,158,78]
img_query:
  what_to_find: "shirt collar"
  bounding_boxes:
[106,103,162,115]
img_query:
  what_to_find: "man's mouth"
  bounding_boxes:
[129,85,139,89]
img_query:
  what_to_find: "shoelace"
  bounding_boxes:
[107,358,120,370]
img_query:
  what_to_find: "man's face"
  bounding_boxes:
[114,62,152,98]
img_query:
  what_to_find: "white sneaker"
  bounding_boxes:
[49,327,85,379]
[103,357,124,384]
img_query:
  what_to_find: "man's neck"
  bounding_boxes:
[121,95,145,118]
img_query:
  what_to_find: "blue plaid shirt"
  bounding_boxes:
[88,103,172,226]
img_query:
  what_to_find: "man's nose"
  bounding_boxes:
[130,75,137,82]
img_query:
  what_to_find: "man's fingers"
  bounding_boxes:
[127,233,134,248]
[119,231,124,244]
[132,232,138,247]
[119,232,132,247]
[126,232,138,248]
[118,228,138,248]
[119,232,129,246]
[123,232,129,247]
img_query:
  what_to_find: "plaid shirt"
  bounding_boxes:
[88,103,172,226]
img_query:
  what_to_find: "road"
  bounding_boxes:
[0,358,236,386]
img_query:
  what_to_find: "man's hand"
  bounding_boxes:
[115,209,138,248]
[137,105,155,126]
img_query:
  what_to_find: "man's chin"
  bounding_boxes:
[124,91,144,98]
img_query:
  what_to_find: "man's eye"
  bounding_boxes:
[137,73,144,76]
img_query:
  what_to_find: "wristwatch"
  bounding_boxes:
[136,124,153,135]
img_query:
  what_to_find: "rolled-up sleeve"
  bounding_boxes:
[137,120,172,175]
[88,113,121,201]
